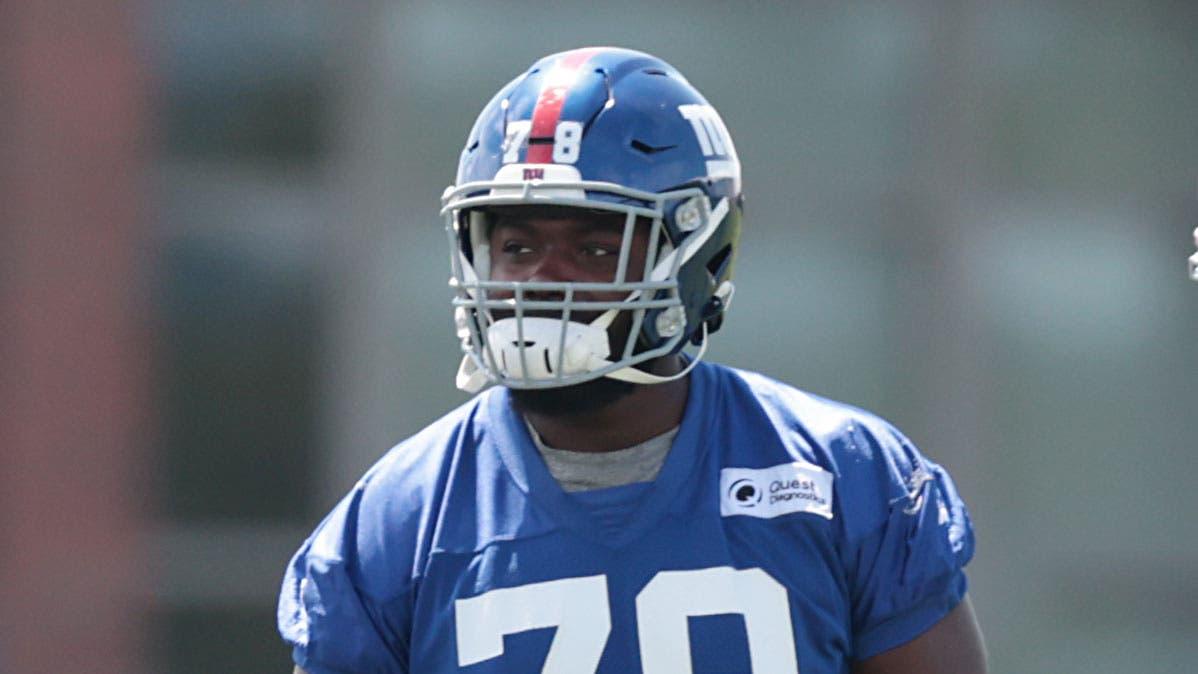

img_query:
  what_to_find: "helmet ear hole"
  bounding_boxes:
[705,243,734,280]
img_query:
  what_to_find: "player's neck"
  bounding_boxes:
[521,357,689,453]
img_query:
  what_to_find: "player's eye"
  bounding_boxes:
[582,244,618,257]
[501,241,535,255]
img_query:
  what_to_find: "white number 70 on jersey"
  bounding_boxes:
[455,566,799,673]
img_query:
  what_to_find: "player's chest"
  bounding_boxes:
[408,514,851,673]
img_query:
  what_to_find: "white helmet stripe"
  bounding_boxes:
[650,197,728,283]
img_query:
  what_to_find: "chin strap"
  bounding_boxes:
[602,323,707,385]
[456,280,733,393]
[456,308,619,394]
[455,317,709,393]
[455,353,490,393]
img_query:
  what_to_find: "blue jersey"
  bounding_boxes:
[279,362,974,673]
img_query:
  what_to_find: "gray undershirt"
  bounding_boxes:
[525,419,679,492]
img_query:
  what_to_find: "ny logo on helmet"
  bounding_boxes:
[679,104,739,182]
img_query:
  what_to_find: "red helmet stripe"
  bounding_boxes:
[526,48,603,163]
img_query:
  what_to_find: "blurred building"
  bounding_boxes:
[1,3,151,672]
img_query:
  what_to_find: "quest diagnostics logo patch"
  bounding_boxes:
[728,478,763,506]
[720,462,834,520]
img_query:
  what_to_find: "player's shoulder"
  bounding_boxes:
[714,363,909,459]
[711,363,948,537]
[715,364,931,487]
[362,392,492,492]
[299,391,499,597]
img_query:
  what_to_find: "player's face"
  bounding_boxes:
[487,208,652,301]
[485,207,653,415]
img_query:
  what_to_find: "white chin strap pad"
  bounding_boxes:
[455,316,710,393]
[486,316,612,379]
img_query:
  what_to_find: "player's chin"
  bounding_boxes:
[508,375,636,417]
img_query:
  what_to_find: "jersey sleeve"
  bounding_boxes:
[278,488,412,674]
[838,418,976,660]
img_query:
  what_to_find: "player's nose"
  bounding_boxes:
[523,249,575,299]
[533,245,579,278]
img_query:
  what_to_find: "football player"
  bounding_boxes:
[279,47,986,673]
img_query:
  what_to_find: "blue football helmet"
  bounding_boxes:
[442,47,742,392]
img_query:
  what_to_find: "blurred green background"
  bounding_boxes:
[3,1,1196,672]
